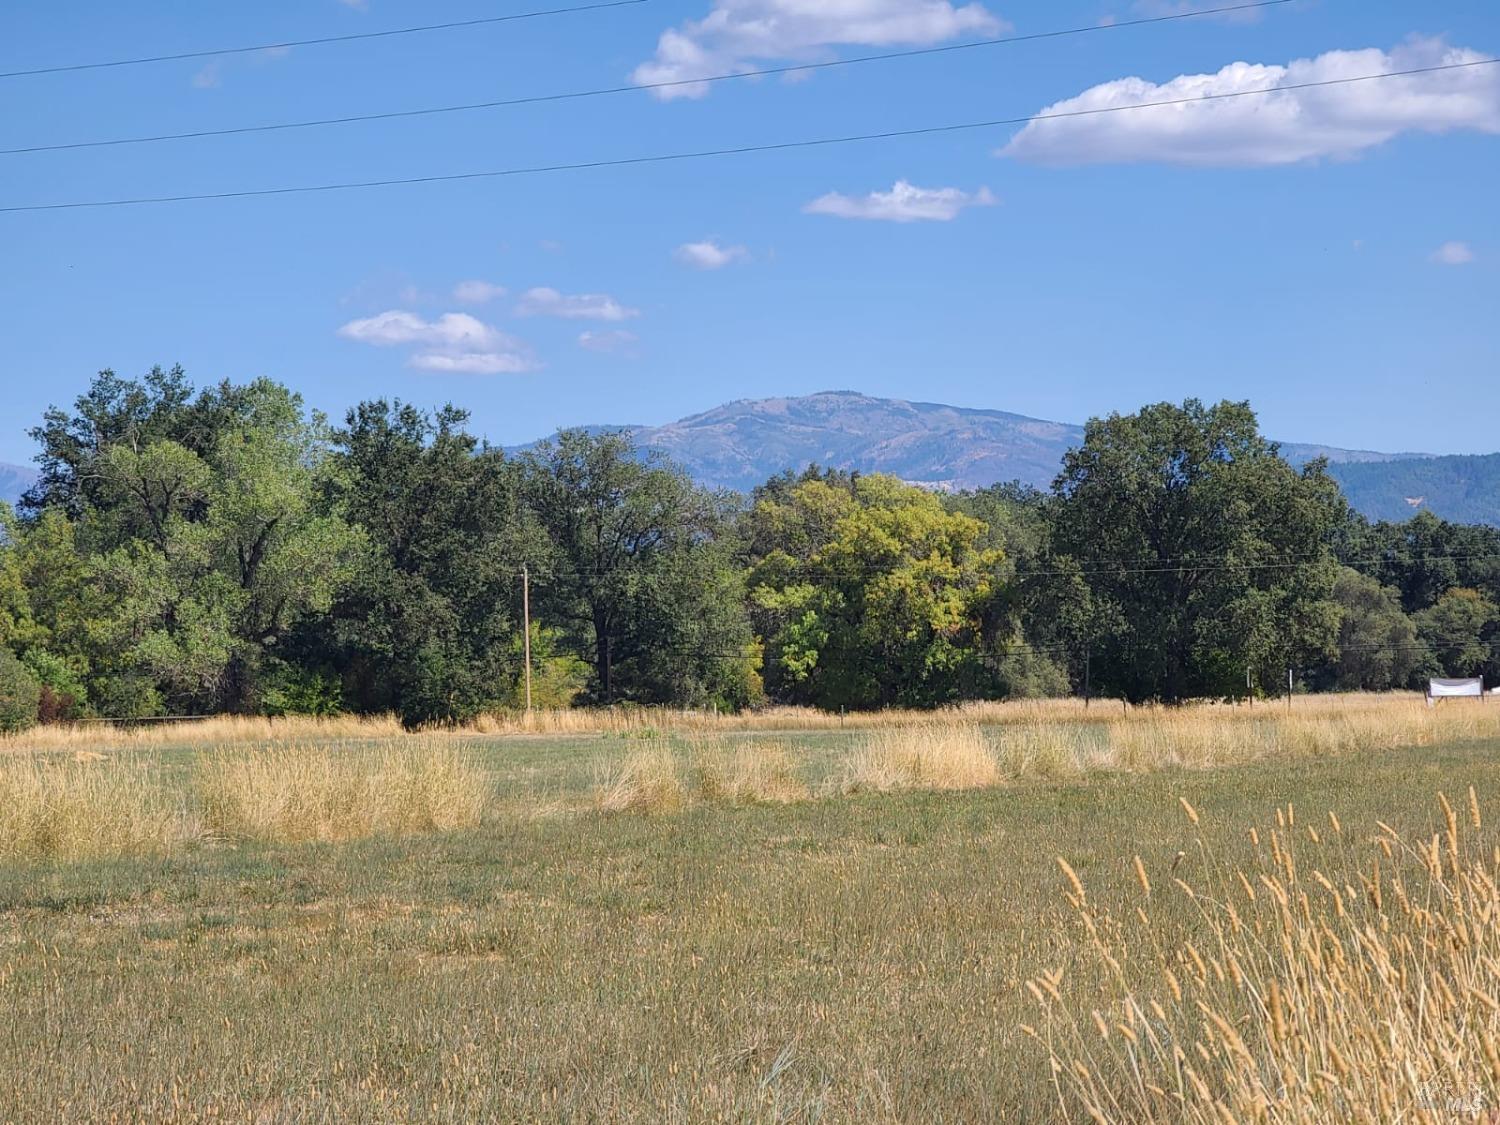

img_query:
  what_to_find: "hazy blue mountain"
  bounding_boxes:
[516,391,1458,512]
[0,463,35,507]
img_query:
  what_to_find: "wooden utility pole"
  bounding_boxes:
[522,565,533,715]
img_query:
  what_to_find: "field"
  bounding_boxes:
[3,697,1500,1121]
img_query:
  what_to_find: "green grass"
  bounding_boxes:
[1,731,1496,1120]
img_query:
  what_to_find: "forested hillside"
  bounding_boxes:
[1327,453,1500,525]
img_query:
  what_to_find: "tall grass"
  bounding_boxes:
[594,747,690,814]
[691,739,809,805]
[0,754,187,860]
[595,740,810,813]
[842,723,1000,793]
[196,742,489,843]
[7,693,1499,754]
[1034,793,1500,1122]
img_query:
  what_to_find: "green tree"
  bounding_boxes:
[748,474,1002,709]
[1322,567,1430,691]
[1052,400,1343,703]
[1344,511,1500,615]
[947,482,1079,698]
[328,401,533,726]
[1415,588,1500,681]
[77,378,358,714]
[520,430,755,707]
[0,647,40,733]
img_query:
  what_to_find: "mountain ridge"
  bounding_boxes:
[0,463,35,508]
[513,391,1493,524]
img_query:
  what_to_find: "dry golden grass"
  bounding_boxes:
[195,741,489,843]
[8,692,1499,756]
[593,747,690,814]
[1033,792,1500,1122]
[595,741,810,813]
[1,712,405,753]
[691,739,810,805]
[841,723,1000,793]
[0,753,187,860]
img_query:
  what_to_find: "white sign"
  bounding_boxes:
[1429,678,1485,698]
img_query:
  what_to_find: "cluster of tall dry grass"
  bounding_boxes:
[1032,794,1500,1122]
[0,754,186,861]
[595,740,809,813]
[594,702,1500,812]
[833,703,1500,797]
[6,696,1499,853]
[0,741,489,860]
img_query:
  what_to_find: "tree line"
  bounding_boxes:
[2,369,1497,731]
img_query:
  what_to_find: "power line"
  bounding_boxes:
[5,56,1497,215]
[2,0,1295,157]
[696,551,1500,582]
[0,0,651,81]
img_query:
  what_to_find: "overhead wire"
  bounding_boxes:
[0,0,651,80]
[1,0,1296,156]
[5,56,1497,214]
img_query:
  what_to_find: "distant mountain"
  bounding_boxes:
[1325,454,1500,526]
[517,391,1453,511]
[0,463,35,508]
[606,393,1089,494]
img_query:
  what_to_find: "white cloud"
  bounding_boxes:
[803,180,997,222]
[338,310,536,374]
[409,352,533,374]
[1431,241,1476,265]
[1003,38,1500,167]
[578,330,640,354]
[192,64,220,89]
[452,280,508,304]
[674,240,749,269]
[516,287,639,321]
[633,0,1003,99]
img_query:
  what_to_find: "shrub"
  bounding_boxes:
[0,648,41,733]
[23,649,87,722]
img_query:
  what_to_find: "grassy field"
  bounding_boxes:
[3,700,1500,1120]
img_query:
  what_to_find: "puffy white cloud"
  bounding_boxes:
[1003,38,1500,167]
[803,180,996,222]
[633,0,1003,99]
[578,330,640,354]
[338,310,536,374]
[674,240,749,269]
[338,310,497,348]
[1432,240,1476,265]
[452,280,508,304]
[516,287,639,321]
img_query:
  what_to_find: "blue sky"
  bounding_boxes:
[1,0,1496,466]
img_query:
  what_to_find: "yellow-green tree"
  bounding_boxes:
[748,473,1002,709]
